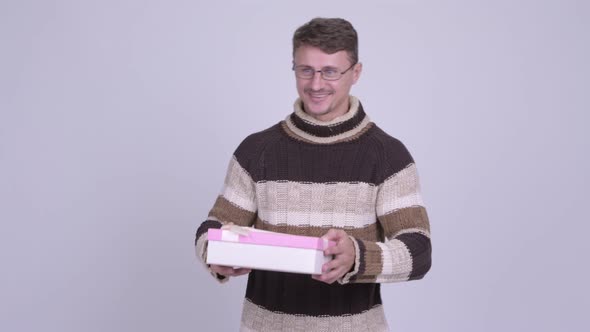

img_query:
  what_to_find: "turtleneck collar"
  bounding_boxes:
[282,96,373,144]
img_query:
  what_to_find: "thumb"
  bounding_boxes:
[322,229,343,242]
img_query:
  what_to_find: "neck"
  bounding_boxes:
[282,96,373,144]
[303,99,350,122]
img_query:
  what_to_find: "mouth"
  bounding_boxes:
[307,91,332,102]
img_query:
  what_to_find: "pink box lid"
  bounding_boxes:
[208,228,335,250]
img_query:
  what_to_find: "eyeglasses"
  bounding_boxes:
[292,62,357,81]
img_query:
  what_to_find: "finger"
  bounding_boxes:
[323,230,347,256]
[320,266,348,284]
[324,244,343,256]
[211,265,234,276]
[325,240,353,257]
[322,257,343,273]
[322,229,344,241]
[315,271,339,284]
[231,268,251,276]
[211,265,247,277]
[311,272,341,284]
[324,252,354,274]
[327,234,355,256]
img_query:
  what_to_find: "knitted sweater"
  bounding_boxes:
[195,96,432,332]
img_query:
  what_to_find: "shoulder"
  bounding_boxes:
[365,125,415,183]
[233,122,283,169]
[235,122,283,155]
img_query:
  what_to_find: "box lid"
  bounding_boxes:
[207,227,334,250]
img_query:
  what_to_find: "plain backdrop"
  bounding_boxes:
[1,0,589,331]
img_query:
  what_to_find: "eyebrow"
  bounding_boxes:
[297,65,339,69]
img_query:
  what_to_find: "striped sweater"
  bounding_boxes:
[195,96,432,332]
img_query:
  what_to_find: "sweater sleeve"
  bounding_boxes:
[194,154,258,283]
[340,160,432,284]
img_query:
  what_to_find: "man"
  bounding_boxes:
[195,17,432,332]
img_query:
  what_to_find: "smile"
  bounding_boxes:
[309,92,332,99]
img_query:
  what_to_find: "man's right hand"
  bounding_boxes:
[209,264,251,277]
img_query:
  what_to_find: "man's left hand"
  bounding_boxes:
[312,229,355,284]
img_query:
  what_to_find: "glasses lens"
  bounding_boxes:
[322,68,340,80]
[293,65,352,80]
[295,66,314,79]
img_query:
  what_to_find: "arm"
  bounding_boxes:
[314,162,431,284]
[194,155,258,282]
[342,163,431,284]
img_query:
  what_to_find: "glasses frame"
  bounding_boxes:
[292,62,357,81]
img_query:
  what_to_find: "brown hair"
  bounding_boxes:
[292,18,358,65]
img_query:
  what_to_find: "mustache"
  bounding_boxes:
[304,88,334,94]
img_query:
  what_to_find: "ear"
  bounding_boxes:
[352,62,363,83]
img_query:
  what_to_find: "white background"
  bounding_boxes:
[1,0,588,331]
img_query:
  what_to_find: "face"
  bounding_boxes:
[293,45,362,122]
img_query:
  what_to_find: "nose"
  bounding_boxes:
[310,70,324,90]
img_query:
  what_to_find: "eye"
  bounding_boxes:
[322,68,338,77]
[299,67,314,75]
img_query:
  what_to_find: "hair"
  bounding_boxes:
[292,17,358,65]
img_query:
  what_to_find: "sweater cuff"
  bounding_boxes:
[338,235,361,284]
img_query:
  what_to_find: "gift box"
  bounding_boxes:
[206,226,335,274]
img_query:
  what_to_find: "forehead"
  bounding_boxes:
[293,45,350,67]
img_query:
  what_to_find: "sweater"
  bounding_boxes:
[195,96,432,332]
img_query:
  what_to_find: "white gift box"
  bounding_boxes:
[206,226,334,274]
